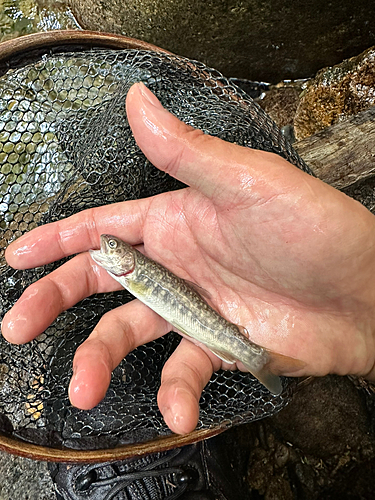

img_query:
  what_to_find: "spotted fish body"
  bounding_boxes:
[90,234,283,395]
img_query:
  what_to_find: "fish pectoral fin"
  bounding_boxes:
[209,347,237,365]
[236,324,249,338]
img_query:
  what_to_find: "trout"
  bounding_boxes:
[90,234,290,395]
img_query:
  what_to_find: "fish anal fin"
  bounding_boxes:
[254,369,283,395]
[173,327,237,365]
[242,349,306,396]
[209,347,237,365]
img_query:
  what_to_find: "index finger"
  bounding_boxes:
[5,198,151,270]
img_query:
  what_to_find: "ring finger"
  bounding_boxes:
[69,299,171,410]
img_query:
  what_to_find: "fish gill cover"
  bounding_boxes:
[0,48,308,450]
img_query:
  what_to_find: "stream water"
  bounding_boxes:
[0,0,80,42]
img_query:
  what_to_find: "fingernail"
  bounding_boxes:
[138,82,164,109]
[1,311,24,344]
[161,402,186,434]
[160,405,170,419]
[68,366,85,398]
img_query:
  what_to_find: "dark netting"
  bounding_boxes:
[0,48,310,451]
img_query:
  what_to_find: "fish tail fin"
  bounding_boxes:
[244,350,306,396]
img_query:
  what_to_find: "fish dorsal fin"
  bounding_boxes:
[184,280,212,300]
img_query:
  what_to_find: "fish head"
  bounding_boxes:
[89,234,136,277]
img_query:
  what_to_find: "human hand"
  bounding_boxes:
[3,82,375,435]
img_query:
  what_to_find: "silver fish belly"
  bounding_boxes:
[90,234,283,395]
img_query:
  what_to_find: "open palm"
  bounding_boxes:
[3,82,375,434]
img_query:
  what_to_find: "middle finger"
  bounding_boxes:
[69,299,170,410]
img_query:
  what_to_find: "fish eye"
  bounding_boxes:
[108,239,117,249]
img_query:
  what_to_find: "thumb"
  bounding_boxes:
[125,82,294,204]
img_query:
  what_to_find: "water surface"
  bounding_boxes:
[0,0,80,42]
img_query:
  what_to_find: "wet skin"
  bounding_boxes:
[3,82,375,435]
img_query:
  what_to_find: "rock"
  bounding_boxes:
[270,376,373,458]
[244,376,375,499]
[67,0,375,82]
[247,430,294,500]
[257,83,302,131]
[294,46,375,140]
[265,475,294,500]
[0,451,55,500]
[0,1,78,43]
[294,462,319,499]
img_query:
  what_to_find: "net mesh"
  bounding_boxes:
[0,48,310,450]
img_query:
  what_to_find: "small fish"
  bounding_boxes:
[90,235,301,395]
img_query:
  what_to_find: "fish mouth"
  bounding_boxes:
[89,235,115,267]
[89,248,106,266]
[90,234,111,259]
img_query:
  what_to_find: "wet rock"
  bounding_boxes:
[244,376,375,499]
[67,0,375,82]
[257,83,303,131]
[270,376,373,458]
[0,1,78,43]
[294,46,375,140]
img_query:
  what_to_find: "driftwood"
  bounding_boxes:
[294,106,375,189]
